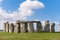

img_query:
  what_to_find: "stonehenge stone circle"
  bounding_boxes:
[4,20,55,33]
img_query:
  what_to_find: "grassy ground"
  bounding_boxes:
[0,32,60,40]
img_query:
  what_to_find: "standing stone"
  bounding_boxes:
[20,22,28,33]
[36,21,42,32]
[44,20,50,32]
[4,23,6,32]
[28,22,34,32]
[25,22,28,32]
[14,20,20,33]
[6,22,9,32]
[50,23,55,32]
[9,23,14,33]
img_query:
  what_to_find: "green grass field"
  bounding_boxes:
[0,32,60,40]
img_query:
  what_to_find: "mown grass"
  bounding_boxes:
[0,32,60,40]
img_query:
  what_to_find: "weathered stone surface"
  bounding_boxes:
[20,22,28,33]
[6,22,9,32]
[28,22,34,32]
[25,22,28,32]
[50,23,55,32]
[4,20,55,33]
[36,21,42,32]
[4,23,6,32]
[14,20,20,33]
[9,23,14,33]
[44,20,50,32]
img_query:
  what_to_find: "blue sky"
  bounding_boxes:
[0,0,60,31]
[1,0,25,11]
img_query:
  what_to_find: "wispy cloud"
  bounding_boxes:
[0,0,3,5]
[0,0,44,29]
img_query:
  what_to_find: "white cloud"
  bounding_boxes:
[54,21,60,32]
[19,1,44,10]
[54,21,59,25]
[0,0,3,2]
[18,0,44,20]
[34,19,40,21]
[19,10,33,17]
[0,0,44,30]
[0,0,3,5]
[26,0,38,1]
[26,0,30,1]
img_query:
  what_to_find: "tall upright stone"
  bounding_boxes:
[44,20,50,32]
[28,22,34,32]
[6,22,9,32]
[50,23,55,32]
[14,20,20,33]
[25,22,28,32]
[9,23,14,33]
[36,21,42,32]
[4,23,6,32]
[20,22,28,33]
